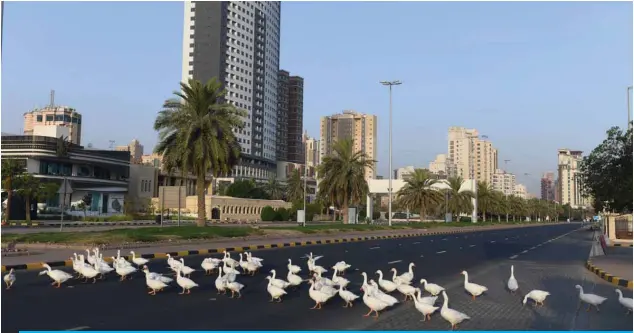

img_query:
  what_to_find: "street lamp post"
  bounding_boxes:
[303,148,308,227]
[380,80,402,227]
[504,159,511,222]
[628,86,632,129]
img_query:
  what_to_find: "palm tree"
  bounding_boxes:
[396,169,443,222]
[154,78,246,226]
[286,169,304,203]
[442,176,475,221]
[317,139,375,224]
[1,159,24,223]
[476,181,495,221]
[14,175,58,223]
[507,195,525,221]
[489,191,507,222]
[263,177,285,200]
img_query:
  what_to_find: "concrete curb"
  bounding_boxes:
[585,260,633,289]
[609,243,634,248]
[4,221,196,228]
[0,225,531,272]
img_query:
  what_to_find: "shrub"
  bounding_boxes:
[275,207,290,221]
[260,206,276,221]
[372,211,381,220]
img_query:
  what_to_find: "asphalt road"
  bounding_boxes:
[4,223,627,332]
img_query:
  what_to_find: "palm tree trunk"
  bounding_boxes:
[420,206,425,223]
[25,197,31,223]
[195,172,206,227]
[4,178,12,223]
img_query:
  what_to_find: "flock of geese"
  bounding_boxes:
[3,247,634,330]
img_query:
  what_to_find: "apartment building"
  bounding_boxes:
[320,110,377,180]
[277,70,304,164]
[446,127,498,183]
[557,149,588,208]
[540,171,556,201]
[23,99,83,145]
[115,139,144,164]
[492,169,516,196]
[303,133,320,167]
[394,166,415,180]
[513,183,528,199]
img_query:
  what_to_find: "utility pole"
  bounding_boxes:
[380,80,402,226]
[504,159,511,222]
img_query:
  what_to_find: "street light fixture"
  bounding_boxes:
[380,80,402,227]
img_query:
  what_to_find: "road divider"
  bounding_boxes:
[585,260,633,289]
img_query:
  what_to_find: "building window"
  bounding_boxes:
[46,115,54,122]
[36,115,43,122]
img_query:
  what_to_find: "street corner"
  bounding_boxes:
[586,260,633,289]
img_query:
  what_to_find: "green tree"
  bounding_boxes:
[441,176,475,220]
[286,169,304,203]
[225,179,270,199]
[153,78,246,226]
[14,175,59,222]
[580,126,633,213]
[262,177,285,200]
[396,169,443,222]
[508,195,525,221]
[317,139,374,224]
[1,159,25,222]
[260,206,276,221]
[476,181,495,221]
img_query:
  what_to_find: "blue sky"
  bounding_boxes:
[2,1,632,195]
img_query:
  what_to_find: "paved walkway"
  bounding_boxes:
[0,222,568,267]
[590,247,633,281]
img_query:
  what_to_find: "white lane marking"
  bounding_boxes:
[209,298,217,301]
[420,255,424,258]
[413,242,420,245]
[530,247,536,250]
[459,247,463,250]
[430,240,434,242]
[388,260,403,264]
[509,255,518,259]
[442,238,447,241]
[521,250,528,254]
[469,244,476,247]
[369,246,381,250]
[490,241,496,243]
[66,327,90,331]
[436,250,446,254]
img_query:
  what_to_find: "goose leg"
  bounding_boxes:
[342,302,349,308]
[586,304,591,312]
[5,282,10,290]
[310,302,320,309]
[179,288,185,295]
[236,291,242,298]
[276,297,282,303]
[55,282,62,288]
[363,309,373,317]
[373,310,380,319]
[269,297,274,302]
[472,294,476,301]
[92,277,97,284]
[594,305,600,312]
[229,291,235,298]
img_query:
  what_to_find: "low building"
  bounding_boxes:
[276,161,317,202]
[1,134,129,215]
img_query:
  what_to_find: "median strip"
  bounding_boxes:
[585,260,633,290]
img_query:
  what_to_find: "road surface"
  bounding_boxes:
[2,223,631,332]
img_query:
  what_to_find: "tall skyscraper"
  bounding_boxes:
[557,149,588,208]
[182,1,281,180]
[446,127,498,183]
[276,70,304,164]
[319,110,377,180]
[540,171,556,201]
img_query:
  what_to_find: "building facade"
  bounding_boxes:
[446,127,498,184]
[492,169,516,196]
[513,183,528,199]
[115,139,144,164]
[303,133,320,167]
[557,149,588,208]
[320,110,377,180]
[276,70,304,164]
[1,134,129,215]
[182,1,281,180]
[394,166,415,180]
[23,105,83,145]
[540,171,556,201]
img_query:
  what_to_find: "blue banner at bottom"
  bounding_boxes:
[19,331,634,333]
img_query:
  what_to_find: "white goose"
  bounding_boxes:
[246,252,264,265]
[223,262,240,275]
[201,258,221,275]
[522,290,550,307]
[332,261,351,275]
[39,263,73,288]
[390,268,411,285]
[85,249,97,265]
[461,270,488,300]
[314,270,335,287]
[287,259,302,274]
[440,290,470,330]
[265,276,287,302]
[239,254,260,276]
[396,281,418,301]
[226,280,245,298]
[176,267,198,295]
[269,269,290,289]
[93,259,114,278]
[615,289,633,314]
[338,284,360,308]
[507,265,519,293]
[178,258,195,277]
[115,249,132,267]
[4,268,16,289]
[575,285,607,312]
[331,268,350,288]
[166,254,182,271]
[398,262,416,283]
[306,252,324,262]
[130,251,149,266]
[215,269,228,294]
[143,267,173,284]
[361,284,392,319]
[286,270,304,289]
[376,270,398,293]
[308,279,337,309]
[222,251,239,268]
[114,259,138,281]
[238,253,250,272]
[143,266,168,295]
[414,288,439,322]
[77,259,100,284]
[308,258,328,275]
[368,280,399,306]
[420,279,445,296]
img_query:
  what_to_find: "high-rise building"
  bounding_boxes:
[23,92,83,145]
[182,1,281,180]
[492,169,516,196]
[540,171,556,201]
[115,139,145,164]
[447,127,498,183]
[557,149,588,208]
[277,70,304,164]
[320,110,377,180]
[303,133,320,167]
[394,166,415,180]
[513,183,528,199]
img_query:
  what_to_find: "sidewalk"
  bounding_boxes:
[586,246,633,289]
[1,222,567,271]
